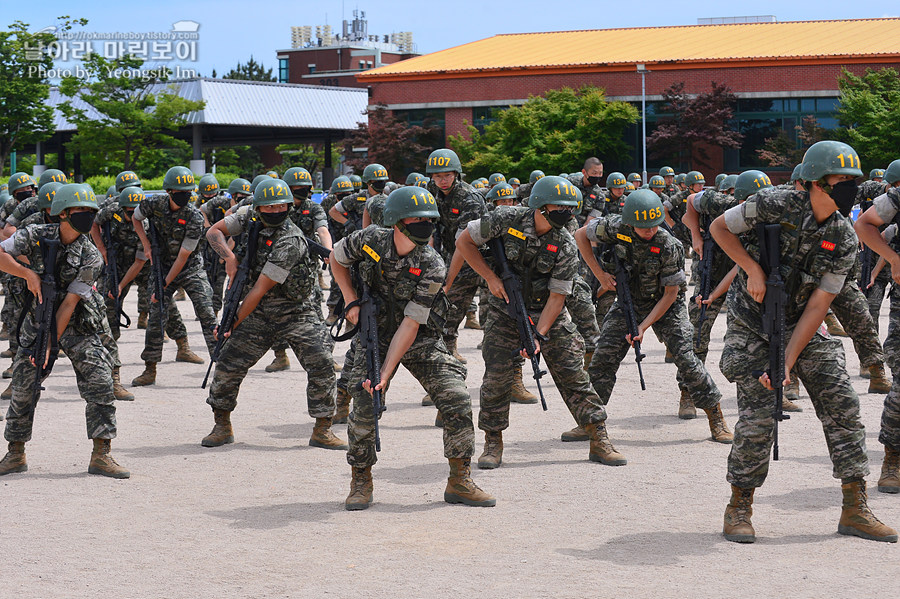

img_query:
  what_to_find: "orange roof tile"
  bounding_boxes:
[358,18,900,81]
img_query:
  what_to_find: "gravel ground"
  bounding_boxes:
[1,277,898,598]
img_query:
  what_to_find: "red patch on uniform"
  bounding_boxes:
[590,194,596,199]
[177,219,186,225]
[302,210,310,214]
[408,267,422,277]
[821,240,835,251]
[265,239,273,247]
[546,244,558,253]
[451,208,459,214]
[650,246,661,254]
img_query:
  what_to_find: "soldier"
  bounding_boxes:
[648,175,670,202]
[0,173,37,239]
[330,164,387,233]
[627,172,642,188]
[0,183,129,478]
[515,170,544,203]
[456,175,626,468]
[581,188,733,443]
[714,173,727,189]
[665,170,704,253]
[718,174,738,195]
[321,176,356,325]
[331,186,495,510]
[130,166,217,386]
[349,174,363,194]
[659,166,677,196]
[714,140,895,543]
[508,177,520,191]
[565,158,604,225]
[588,172,627,218]
[870,168,885,183]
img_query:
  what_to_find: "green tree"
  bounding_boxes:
[449,86,638,179]
[836,67,900,170]
[757,116,827,168]
[220,56,276,82]
[0,16,86,177]
[58,53,205,176]
[342,105,438,179]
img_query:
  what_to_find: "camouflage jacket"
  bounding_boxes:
[135,194,205,272]
[427,179,487,262]
[288,198,328,237]
[365,193,388,227]
[6,196,41,229]
[692,189,740,283]
[857,179,887,207]
[95,203,142,272]
[337,190,374,234]
[566,174,603,226]
[590,190,626,217]
[200,194,235,225]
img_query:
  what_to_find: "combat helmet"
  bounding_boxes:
[163,167,196,191]
[799,140,863,181]
[528,176,580,209]
[253,179,293,207]
[115,170,141,193]
[425,149,462,174]
[38,168,67,188]
[37,182,64,210]
[734,170,773,203]
[118,186,144,209]
[622,189,665,228]
[383,187,439,225]
[51,183,98,216]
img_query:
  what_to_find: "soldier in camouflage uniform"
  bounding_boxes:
[331,186,495,510]
[456,176,627,469]
[856,168,892,341]
[321,176,356,325]
[659,166,677,196]
[565,158,604,226]
[130,166,217,386]
[330,165,385,234]
[0,183,129,478]
[714,140,895,543]
[665,170,704,253]
[515,170,544,203]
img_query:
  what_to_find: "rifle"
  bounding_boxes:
[204,239,223,287]
[858,199,874,296]
[487,238,549,410]
[693,214,715,349]
[610,246,647,390]
[25,238,61,418]
[202,218,262,389]
[752,223,789,461]
[146,219,168,336]
[588,197,612,304]
[101,221,131,329]
[304,236,330,270]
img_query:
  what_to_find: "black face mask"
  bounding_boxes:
[370,181,387,193]
[825,179,859,217]
[15,189,33,201]
[170,191,191,207]
[48,213,61,223]
[545,208,573,228]
[587,176,602,187]
[67,211,95,234]
[292,187,310,200]
[402,221,434,245]
[260,210,289,228]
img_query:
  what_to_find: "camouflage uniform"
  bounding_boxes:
[2,224,117,442]
[585,215,724,409]
[133,194,218,363]
[562,218,600,350]
[207,211,336,417]
[664,190,694,252]
[565,174,603,227]
[198,192,233,314]
[365,194,388,228]
[869,224,895,336]
[467,206,609,432]
[335,190,371,235]
[720,187,869,488]
[0,196,25,342]
[829,257,884,371]
[333,226,475,468]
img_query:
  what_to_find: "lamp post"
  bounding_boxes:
[637,63,648,183]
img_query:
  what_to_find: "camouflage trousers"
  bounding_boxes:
[567,273,601,350]
[589,298,722,409]
[103,265,187,342]
[592,288,616,329]
[443,264,481,343]
[5,329,117,442]
[879,377,900,451]
[866,277,889,335]
[2,277,27,353]
[207,259,227,315]
[141,267,217,363]
[272,284,330,354]
[720,316,869,488]
[208,301,336,416]
[336,335,357,392]
[676,289,727,391]
[480,306,607,432]
[830,281,883,370]
[883,283,900,372]
[347,333,474,468]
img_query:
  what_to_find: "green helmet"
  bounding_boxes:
[50,183,99,216]
[253,179,293,207]
[488,173,506,187]
[349,174,363,191]
[163,166,196,191]
[330,175,354,195]
[250,174,270,193]
[528,176,580,209]
[471,180,486,189]
[675,173,686,186]
[8,172,36,194]
[362,163,389,183]
[870,168,885,180]
[799,140,863,181]
[606,172,627,189]
[416,178,428,188]
[106,185,117,199]
[118,186,145,209]
[884,160,900,185]
[622,189,666,228]
[198,174,219,196]
[266,170,278,178]
[529,170,545,184]
[37,182,63,210]
[624,182,636,195]
[685,171,705,186]
[714,174,727,188]
[283,167,313,187]
[383,187,440,225]
[425,149,461,174]
[228,178,252,196]
[627,173,642,185]
[790,164,803,183]
[649,175,666,189]
[405,172,425,186]
[115,170,141,192]
[38,168,67,188]
[734,170,773,203]
[659,166,675,177]
[718,174,738,192]
[572,186,584,216]
[487,183,516,203]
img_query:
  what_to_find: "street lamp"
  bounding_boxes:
[637,63,648,183]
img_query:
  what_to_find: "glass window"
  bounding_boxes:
[278,58,289,83]
[737,117,781,168]
[817,98,840,112]
[817,117,839,130]
[472,106,510,132]
[738,99,778,113]
[783,99,799,112]
[800,99,816,113]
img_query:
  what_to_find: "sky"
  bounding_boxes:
[4,0,898,79]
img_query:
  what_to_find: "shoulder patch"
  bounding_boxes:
[617,233,632,243]
[507,227,526,240]
[362,244,381,262]
[177,218,187,225]
[113,213,123,222]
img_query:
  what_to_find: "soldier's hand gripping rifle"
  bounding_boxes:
[202,218,262,389]
[610,247,646,390]
[752,223,789,461]
[101,221,131,328]
[25,238,62,418]
[304,236,331,270]
[488,238,549,410]
[147,220,168,336]
[693,214,715,349]
[858,199,874,296]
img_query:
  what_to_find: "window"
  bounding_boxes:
[307,63,316,74]
[278,58,289,83]
[472,106,510,132]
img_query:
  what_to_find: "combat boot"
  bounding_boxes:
[868,363,891,394]
[112,367,134,401]
[782,378,802,412]
[201,408,234,447]
[137,312,148,329]
[477,431,503,469]
[464,311,482,330]
[560,425,589,442]
[265,349,290,372]
[131,362,157,386]
[0,323,8,341]
[723,485,756,543]
[1,348,13,359]
[309,417,348,450]
[837,480,898,542]
[421,393,434,407]
[585,422,627,465]
[1,379,11,400]
[510,363,538,404]
[0,441,27,475]
[175,337,204,364]
[678,389,697,420]
[704,404,734,444]
[345,466,373,511]
[824,313,848,337]
[88,439,130,478]
[325,307,339,327]
[333,387,351,424]
[444,458,496,507]
[859,366,872,379]
[2,364,11,378]
[447,337,467,364]
[877,447,900,494]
